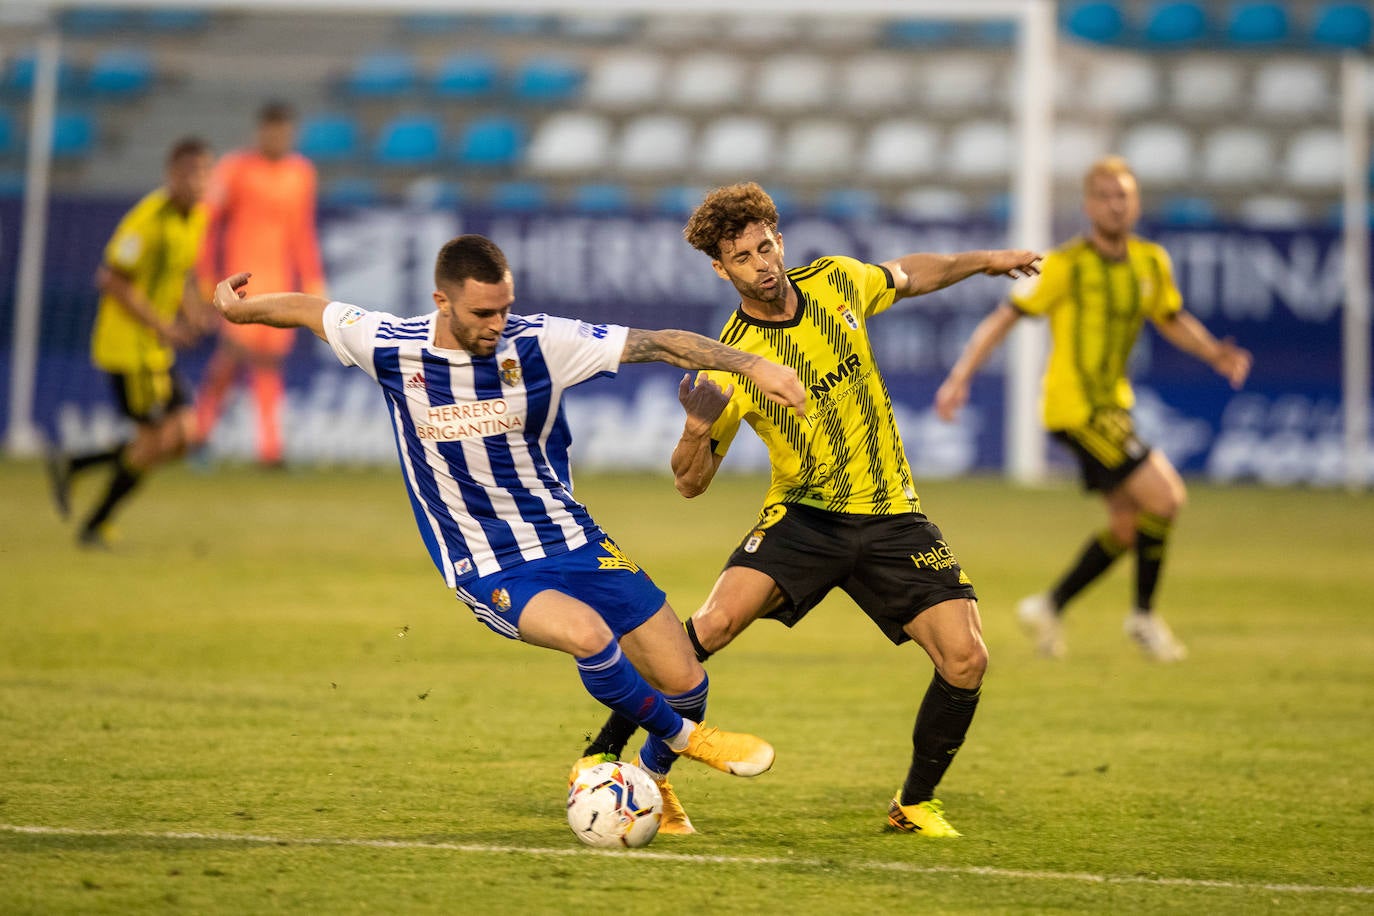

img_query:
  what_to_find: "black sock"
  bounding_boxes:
[900,672,981,806]
[1049,530,1126,613]
[82,459,143,533]
[582,711,640,759]
[69,446,124,475]
[1134,513,1172,612]
[684,618,712,663]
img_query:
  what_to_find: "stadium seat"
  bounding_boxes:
[433,54,501,101]
[556,14,638,42]
[584,52,664,110]
[1170,56,1244,114]
[344,52,420,98]
[525,112,610,175]
[1157,195,1218,225]
[485,13,553,36]
[1238,195,1308,227]
[297,113,361,164]
[59,8,131,35]
[821,189,881,221]
[1254,59,1332,118]
[697,116,776,177]
[1051,122,1111,180]
[862,120,940,181]
[453,116,524,169]
[800,15,882,48]
[1284,128,1342,188]
[669,53,747,110]
[7,52,79,95]
[895,187,973,221]
[756,54,832,112]
[570,183,632,214]
[1062,2,1128,45]
[321,176,382,207]
[945,120,1012,178]
[141,9,211,32]
[617,114,693,175]
[920,55,998,111]
[488,180,549,212]
[886,19,960,46]
[652,185,707,217]
[1143,2,1209,45]
[1225,2,1289,45]
[0,110,14,157]
[403,177,463,209]
[374,114,443,168]
[641,15,717,47]
[1201,127,1275,185]
[1082,55,1161,114]
[1311,3,1372,48]
[781,119,855,179]
[50,111,96,159]
[1119,123,1193,185]
[512,58,584,105]
[722,15,800,48]
[87,49,155,97]
[397,13,471,34]
[839,57,913,115]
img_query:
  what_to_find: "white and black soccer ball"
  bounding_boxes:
[566,761,663,848]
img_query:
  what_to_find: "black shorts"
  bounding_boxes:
[1052,407,1152,493]
[108,368,189,424]
[724,502,977,646]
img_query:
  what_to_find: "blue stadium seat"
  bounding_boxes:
[1225,2,1289,44]
[344,52,420,98]
[51,111,95,159]
[374,114,442,168]
[886,19,961,46]
[488,181,549,212]
[404,177,464,209]
[1063,2,1127,44]
[297,113,360,164]
[321,176,382,208]
[973,20,1017,46]
[141,9,211,32]
[59,8,132,35]
[1144,2,1208,45]
[0,110,14,156]
[433,54,501,101]
[1158,195,1218,225]
[454,116,524,169]
[821,189,881,221]
[0,171,24,197]
[570,183,631,214]
[652,186,705,217]
[87,49,155,97]
[484,14,552,36]
[511,58,584,105]
[1312,4,1372,48]
[397,13,472,33]
[7,52,80,95]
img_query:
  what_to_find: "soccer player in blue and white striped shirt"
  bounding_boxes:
[211,235,805,829]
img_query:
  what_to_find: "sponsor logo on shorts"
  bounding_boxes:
[910,539,960,572]
[336,305,365,328]
[491,588,511,611]
[499,358,522,386]
[453,557,472,576]
[743,530,765,554]
[596,539,641,573]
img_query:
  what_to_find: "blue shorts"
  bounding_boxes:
[455,537,667,641]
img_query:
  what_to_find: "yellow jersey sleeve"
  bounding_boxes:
[705,369,746,457]
[1008,245,1070,317]
[852,258,898,318]
[1145,244,1184,320]
[103,196,158,275]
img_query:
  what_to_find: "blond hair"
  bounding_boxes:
[1083,155,1136,193]
[683,182,779,259]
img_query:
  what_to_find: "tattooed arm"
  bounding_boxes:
[621,328,806,417]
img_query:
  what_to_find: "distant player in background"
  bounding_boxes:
[195,100,325,466]
[577,182,1041,838]
[209,234,809,816]
[935,156,1252,661]
[46,137,215,548]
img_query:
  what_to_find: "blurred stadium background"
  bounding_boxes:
[1,0,1370,486]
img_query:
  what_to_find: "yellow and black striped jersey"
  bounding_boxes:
[706,255,921,516]
[91,188,207,373]
[1009,235,1183,430]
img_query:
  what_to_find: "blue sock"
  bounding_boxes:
[576,641,683,741]
[638,674,709,776]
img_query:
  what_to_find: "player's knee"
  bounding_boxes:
[1109,516,1137,547]
[567,623,617,659]
[940,640,987,689]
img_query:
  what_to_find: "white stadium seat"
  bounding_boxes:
[862,120,941,181]
[838,56,915,115]
[1284,128,1342,188]
[1082,54,1161,114]
[1253,58,1332,118]
[525,112,612,175]
[669,52,748,110]
[756,54,833,111]
[1119,122,1193,185]
[616,114,693,174]
[1201,127,1275,186]
[697,115,776,176]
[584,52,665,110]
[945,120,1011,178]
[1238,195,1309,227]
[1052,122,1112,181]
[780,118,856,179]
[896,187,973,221]
[920,54,999,111]
[1170,56,1245,115]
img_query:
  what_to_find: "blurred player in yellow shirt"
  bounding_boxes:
[195,101,326,466]
[936,156,1252,661]
[46,137,215,547]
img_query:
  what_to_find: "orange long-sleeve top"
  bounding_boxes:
[197,149,325,296]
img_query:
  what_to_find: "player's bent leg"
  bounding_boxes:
[690,565,787,656]
[618,604,705,695]
[1115,453,1189,660]
[903,597,987,689]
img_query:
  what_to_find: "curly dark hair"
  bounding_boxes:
[683,182,779,259]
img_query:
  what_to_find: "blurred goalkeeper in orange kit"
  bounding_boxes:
[195,100,326,466]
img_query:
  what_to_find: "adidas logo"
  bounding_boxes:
[406,372,427,391]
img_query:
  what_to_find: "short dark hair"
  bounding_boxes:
[434,235,509,289]
[257,99,296,124]
[166,136,210,166]
[684,182,780,260]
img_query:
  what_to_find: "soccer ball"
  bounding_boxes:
[566,761,663,848]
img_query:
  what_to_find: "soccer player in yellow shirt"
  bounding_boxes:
[935,156,1252,662]
[46,137,215,548]
[573,182,1040,838]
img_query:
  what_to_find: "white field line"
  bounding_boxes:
[2,823,1370,897]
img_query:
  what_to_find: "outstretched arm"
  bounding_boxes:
[211,272,329,341]
[882,249,1041,301]
[934,303,1023,422]
[621,328,806,418]
[1153,310,1252,389]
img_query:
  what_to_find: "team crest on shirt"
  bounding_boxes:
[499,358,522,386]
[834,301,859,330]
[491,588,512,611]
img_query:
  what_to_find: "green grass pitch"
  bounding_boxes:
[1,460,1371,913]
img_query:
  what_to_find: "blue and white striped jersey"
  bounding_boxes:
[323,301,630,587]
